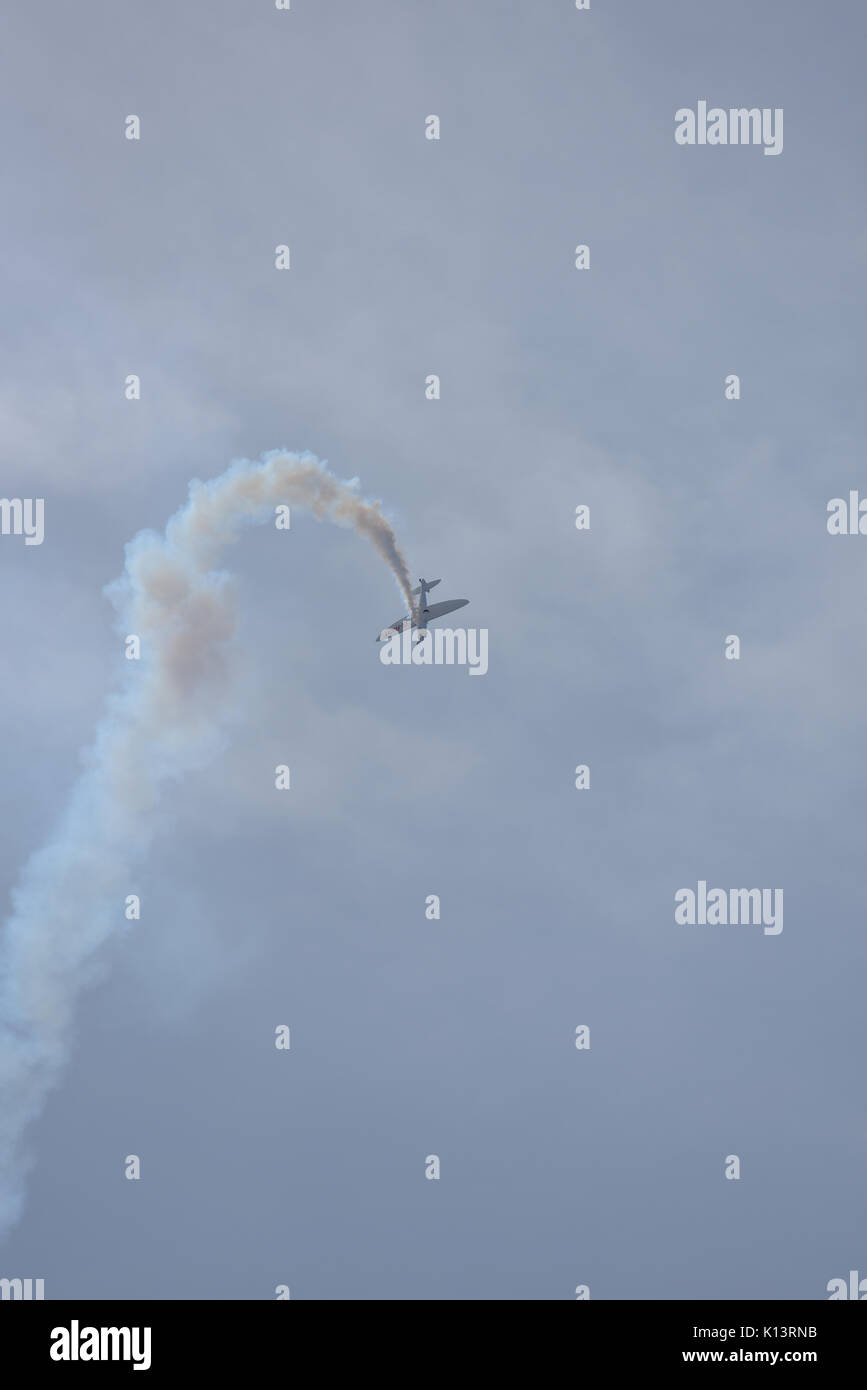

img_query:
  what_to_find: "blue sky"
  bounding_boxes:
[1,0,865,1298]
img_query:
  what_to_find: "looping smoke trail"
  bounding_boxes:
[0,450,414,1233]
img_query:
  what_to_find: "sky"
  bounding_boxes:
[1,0,865,1299]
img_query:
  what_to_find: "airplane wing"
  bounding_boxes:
[421,599,468,622]
[376,615,410,641]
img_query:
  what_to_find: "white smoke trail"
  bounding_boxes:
[0,450,414,1234]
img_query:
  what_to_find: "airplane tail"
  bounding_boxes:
[411,579,440,596]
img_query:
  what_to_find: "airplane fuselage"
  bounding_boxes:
[376,578,469,641]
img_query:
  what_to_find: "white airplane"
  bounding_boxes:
[376,578,468,641]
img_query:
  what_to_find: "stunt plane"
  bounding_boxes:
[376,578,468,641]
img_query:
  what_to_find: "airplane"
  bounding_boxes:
[376,578,469,641]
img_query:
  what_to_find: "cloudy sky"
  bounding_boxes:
[1,0,865,1298]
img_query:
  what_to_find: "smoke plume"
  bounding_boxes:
[0,450,413,1233]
